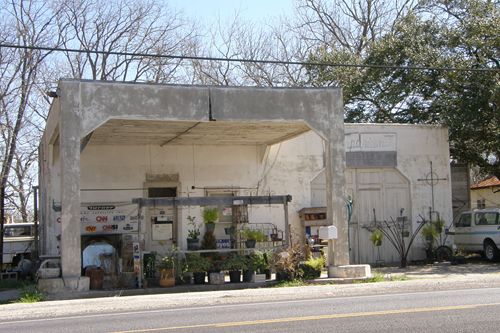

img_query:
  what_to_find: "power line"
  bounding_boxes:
[0,43,498,73]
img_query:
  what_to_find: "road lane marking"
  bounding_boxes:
[111,302,500,332]
[2,287,500,326]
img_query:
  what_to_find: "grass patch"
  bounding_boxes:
[18,286,44,303]
[360,272,386,283]
[271,279,311,288]
[354,272,409,283]
[389,274,408,281]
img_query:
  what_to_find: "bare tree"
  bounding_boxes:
[55,0,197,83]
[191,16,309,87]
[6,148,38,222]
[191,15,245,86]
[0,0,60,267]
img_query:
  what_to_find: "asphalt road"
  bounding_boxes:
[2,287,499,333]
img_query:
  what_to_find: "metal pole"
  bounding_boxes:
[33,186,39,261]
[136,201,142,289]
[0,186,5,269]
[283,201,290,246]
[430,161,435,212]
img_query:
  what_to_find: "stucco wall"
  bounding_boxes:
[40,141,321,255]
[306,124,453,263]
[471,188,500,209]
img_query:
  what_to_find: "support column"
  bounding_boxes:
[325,88,349,267]
[325,139,349,266]
[59,82,88,291]
[325,89,370,279]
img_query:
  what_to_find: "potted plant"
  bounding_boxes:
[250,250,271,281]
[207,257,225,285]
[202,207,219,233]
[270,227,282,241]
[271,245,303,281]
[186,253,211,284]
[221,253,248,283]
[224,225,235,236]
[158,246,178,287]
[186,215,201,251]
[422,219,444,260]
[370,229,383,247]
[242,228,267,248]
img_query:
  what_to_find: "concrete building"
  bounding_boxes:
[38,80,452,291]
[38,80,352,291]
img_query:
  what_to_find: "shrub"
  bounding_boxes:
[271,245,304,281]
[298,256,325,280]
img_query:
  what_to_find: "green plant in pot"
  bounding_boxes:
[242,228,267,248]
[370,229,383,247]
[221,253,248,283]
[251,250,271,278]
[421,219,444,259]
[202,207,219,233]
[224,225,236,236]
[186,253,211,284]
[186,215,201,251]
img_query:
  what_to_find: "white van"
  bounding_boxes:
[449,208,500,261]
[2,223,35,267]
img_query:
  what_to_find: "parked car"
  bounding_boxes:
[448,208,500,261]
[2,222,35,268]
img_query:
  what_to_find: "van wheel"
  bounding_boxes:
[483,241,499,262]
[435,246,453,262]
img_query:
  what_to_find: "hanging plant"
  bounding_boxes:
[370,228,383,247]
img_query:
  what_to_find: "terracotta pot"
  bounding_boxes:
[159,268,175,287]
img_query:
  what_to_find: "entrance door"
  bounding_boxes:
[349,168,410,264]
[146,186,177,253]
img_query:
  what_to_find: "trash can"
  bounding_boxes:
[85,266,104,290]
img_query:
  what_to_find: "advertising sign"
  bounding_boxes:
[55,203,141,235]
[81,203,140,235]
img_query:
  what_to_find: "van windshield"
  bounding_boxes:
[4,225,33,237]
[456,213,471,227]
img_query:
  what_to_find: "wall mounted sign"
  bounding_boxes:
[345,133,397,168]
[55,203,142,235]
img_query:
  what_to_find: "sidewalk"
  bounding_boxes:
[1,261,499,304]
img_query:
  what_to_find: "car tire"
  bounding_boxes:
[435,246,453,262]
[483,241,499,262]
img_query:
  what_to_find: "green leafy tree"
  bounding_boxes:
[306,0,499,176]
